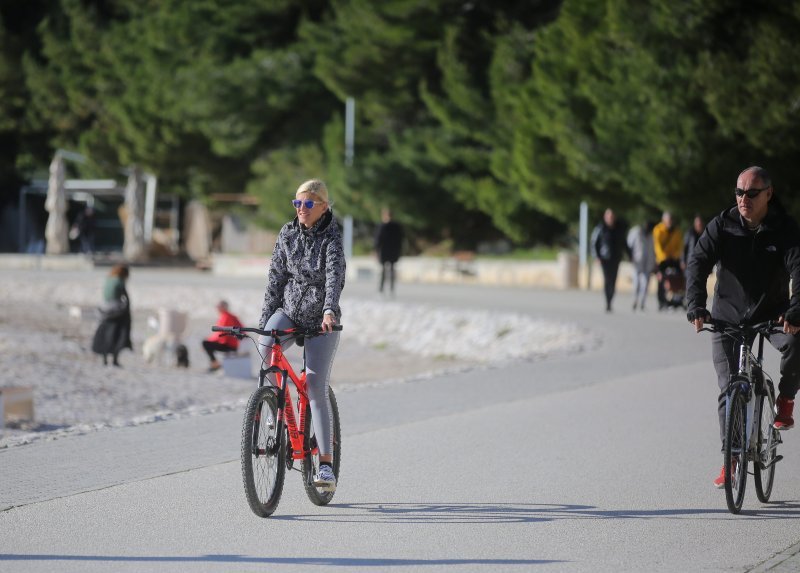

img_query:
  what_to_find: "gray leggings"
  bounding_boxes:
[259,311,340,456]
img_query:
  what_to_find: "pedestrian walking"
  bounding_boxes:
[627,220,656,311]
[591,208,628,312]
[375,208,403,296]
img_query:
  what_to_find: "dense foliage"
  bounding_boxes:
[1,0,798,248]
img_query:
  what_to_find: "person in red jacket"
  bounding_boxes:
[203,300,242,372]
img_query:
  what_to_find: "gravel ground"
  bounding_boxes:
[0,271,599,448]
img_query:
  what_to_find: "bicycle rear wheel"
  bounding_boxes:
[241,386,286,517]
[724,384,748,514]
[302,387,341,506]
[754,386,779,502]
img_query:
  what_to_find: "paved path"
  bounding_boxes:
[2,278,800,572]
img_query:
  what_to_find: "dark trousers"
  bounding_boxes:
[599,259,620,310]
[712,330,800,444]
[379,261,396,293]
[203,340,234,363]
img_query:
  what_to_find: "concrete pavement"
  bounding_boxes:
[2,280,800,572]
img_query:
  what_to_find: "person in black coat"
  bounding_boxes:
[375,208,404,296]
[92,264,132,367]
[592,208,628,312]
[686,166,800,487]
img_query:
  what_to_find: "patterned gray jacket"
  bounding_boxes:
[259,210,346,330]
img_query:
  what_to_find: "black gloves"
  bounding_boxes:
[687,308,711,323]
[784,307,800,326]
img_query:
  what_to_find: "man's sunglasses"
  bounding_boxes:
[735,186,769,199]
[292,199,322,209]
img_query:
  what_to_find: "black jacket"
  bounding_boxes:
[591,222,628,263]
[685,203,800,324]
[375,221,403,263]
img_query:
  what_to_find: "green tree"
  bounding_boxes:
[498,0,800,225]
[24,0,337,199]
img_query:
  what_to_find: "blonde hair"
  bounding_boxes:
[296,179,329,204]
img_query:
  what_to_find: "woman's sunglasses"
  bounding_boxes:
[292,199,322,209]
[735,186,769,199]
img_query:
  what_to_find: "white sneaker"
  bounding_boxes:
[313,464,336,491]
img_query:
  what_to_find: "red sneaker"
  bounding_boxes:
[774,396,795,430]
[713,466,726,488]
[712,459,738,489]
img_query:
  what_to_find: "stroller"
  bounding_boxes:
[659,261,686,309]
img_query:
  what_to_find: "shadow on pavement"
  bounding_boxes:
[0,554,561,567]
[269,501,800,523]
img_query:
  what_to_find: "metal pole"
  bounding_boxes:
[344,97,355,261]
[343,215,353,261]
[579,201,588,289]
[345,97,355,167]
[18,186,27,253]
[143,174,158,244]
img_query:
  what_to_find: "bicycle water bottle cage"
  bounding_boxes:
[296,336,305,347]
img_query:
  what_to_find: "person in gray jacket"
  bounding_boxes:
[627,220,656,311]
[258,179,346,491]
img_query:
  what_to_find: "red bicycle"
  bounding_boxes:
[211,324,343,517]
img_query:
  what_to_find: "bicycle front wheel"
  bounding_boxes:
[754,386,778,502]
[724,384,748,514]
[302,387,341,506]
[241,386,286,517]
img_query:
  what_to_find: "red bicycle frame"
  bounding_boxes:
[260,333,318,463]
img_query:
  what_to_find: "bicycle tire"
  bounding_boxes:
[302,387,341,506]
[754,385,778,502]
[241,386,286,517]
[724,383,748,514]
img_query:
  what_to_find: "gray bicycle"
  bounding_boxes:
[700,319,784,514]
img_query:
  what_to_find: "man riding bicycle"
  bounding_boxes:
[685,166,800,488]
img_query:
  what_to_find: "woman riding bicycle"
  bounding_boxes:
[685,166,800,488]
[258,179,345,491]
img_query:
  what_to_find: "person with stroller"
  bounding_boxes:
[653,211,683,310]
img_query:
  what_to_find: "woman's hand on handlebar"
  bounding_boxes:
[321,312,337,333]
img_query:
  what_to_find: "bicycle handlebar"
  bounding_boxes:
[211,324,343,339]
[699,318,783,338]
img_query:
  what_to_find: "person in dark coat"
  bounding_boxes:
[92,264,132,367]
[73,206,96,254]
[375,208,404,296]
[686,166,800,488]
[682,214,705,270]
[591,208,628,312]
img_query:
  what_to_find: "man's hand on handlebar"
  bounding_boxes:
[777,315,800,336]
[687,308,711,333]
